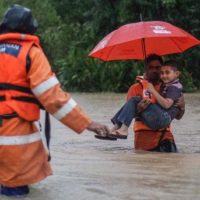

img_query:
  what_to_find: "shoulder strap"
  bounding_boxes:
[0,83,32,94]
[26,55,31,73]
[45,111,51,161]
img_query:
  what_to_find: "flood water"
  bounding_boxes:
[1,93,200,200]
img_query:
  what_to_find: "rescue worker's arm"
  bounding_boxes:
[28,46,109,135]
[87,121,111,135]
[147,83,173,109]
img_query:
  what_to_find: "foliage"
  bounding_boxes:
[0,0,200,92]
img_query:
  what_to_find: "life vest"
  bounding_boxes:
[0,33,41,121]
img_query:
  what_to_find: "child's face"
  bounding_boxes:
[160,65,180,83]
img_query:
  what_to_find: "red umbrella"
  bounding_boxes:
[89,21,200,61]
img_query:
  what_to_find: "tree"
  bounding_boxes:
[1,0,200,92]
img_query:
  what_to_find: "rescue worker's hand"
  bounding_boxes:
[137,99,151,114]
[87,121,111,136]
[174,95,185,120]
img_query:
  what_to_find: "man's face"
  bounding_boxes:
[145,60,162,83]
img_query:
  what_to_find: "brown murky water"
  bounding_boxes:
[1,93,200,200]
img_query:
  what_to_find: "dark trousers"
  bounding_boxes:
[111,96,171,130]
[0,185,29,196]
[150,139,178,153]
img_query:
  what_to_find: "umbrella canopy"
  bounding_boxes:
[89,21,200,61]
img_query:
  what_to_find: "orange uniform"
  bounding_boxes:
[127,82,175,150]
[0,33,91,187]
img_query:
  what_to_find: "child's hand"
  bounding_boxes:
[147,83,155,93]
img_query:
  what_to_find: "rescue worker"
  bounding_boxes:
[127,54,185,152]
[0,4,110,197]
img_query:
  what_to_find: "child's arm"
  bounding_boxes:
[147,83,173,109]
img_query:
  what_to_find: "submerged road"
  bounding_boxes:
[1,93,200,200]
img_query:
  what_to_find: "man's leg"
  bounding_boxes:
[150,139,178,153]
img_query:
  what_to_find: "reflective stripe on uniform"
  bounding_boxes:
[32,76,59,97]
[0,132,41,145]
[53,98,77,120]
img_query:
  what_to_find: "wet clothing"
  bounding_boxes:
[127,82,177,152]
[0,33,91,187]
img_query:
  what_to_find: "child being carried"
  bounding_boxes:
[110,60,183,139]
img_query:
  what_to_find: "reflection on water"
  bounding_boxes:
[1,93,200,200]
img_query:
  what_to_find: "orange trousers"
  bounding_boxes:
[0,118,52,187]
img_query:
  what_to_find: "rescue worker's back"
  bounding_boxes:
[0,4,110,197]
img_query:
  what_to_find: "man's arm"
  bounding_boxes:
[174,95,185,120]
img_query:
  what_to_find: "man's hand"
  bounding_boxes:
[87,121,111,136]
[174,95,185,120]
[137,99,151,114]
[174,95,185,110]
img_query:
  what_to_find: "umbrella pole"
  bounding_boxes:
[141,38,147,66]
[140,13,143,21]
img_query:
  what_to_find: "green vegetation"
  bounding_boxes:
[0,0,200,92]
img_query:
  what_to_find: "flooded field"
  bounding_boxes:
[1,93,200,200]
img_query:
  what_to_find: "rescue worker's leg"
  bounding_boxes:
[0,117,52,195]
[1,185,29,196]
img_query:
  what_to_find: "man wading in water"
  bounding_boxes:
[126,54,185,152]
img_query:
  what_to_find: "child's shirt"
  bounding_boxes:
[160,79,183,119]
